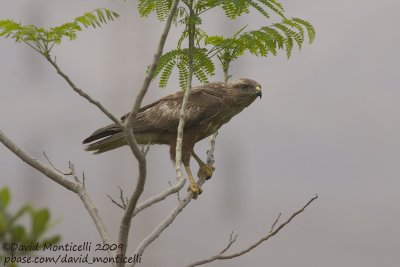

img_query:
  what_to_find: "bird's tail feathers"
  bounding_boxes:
[83,125,126,154]
[84,132,127,154]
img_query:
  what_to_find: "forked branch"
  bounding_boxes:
[130,118,218,267]
[0,129,113,257]
[186,195,318,267]
[130,179,205,267]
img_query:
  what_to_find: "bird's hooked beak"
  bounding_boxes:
[255,85,262,98]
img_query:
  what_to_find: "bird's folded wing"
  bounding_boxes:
[125,88,224,134]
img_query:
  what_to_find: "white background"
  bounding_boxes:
[1,1,400,266]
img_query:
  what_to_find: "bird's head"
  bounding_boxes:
[226,78,262,106]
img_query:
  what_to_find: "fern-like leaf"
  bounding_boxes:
[221,1,250,19]
[193,48,215,84]
[273,22,303,51]
[261,26,284,50]
[177,56,189,89]
[267,0,285,12]
[292,17,316,43]
[154,48,215,89]
[247,1,270,18]
[283,19,304,40]
[160,60,175,88]
[138,0,156,17]
[138,0,173,21]
[285,36,293,58]
[259,0,285,18]
[74,8,119,29]
[0,9,119,54]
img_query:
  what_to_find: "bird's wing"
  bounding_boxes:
[122,86,225,134]
[83,83,226,145]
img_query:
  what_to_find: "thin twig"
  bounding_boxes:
[119,186,127,208]
[107,195,126,210]
[45,55,122,127]
[219,231,238,254]
[186,195,319,267]
[115,1,181,265]
[42,151,71,175]
[111,179,186,217]
[82,171,86,189]
[132,179,185,217]
[68,161,80,183]
[270,212,281,233]
[107,187,128,210]
[141,139,151,155]
[1,129,77,190]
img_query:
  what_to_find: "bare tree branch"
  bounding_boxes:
[119,186,129,208]
[107,180,186,217]
[174,0,195,185]
[77,188,115,259]
[132,179,185,217]
[129,2,200,264]
[0,129,114,256]
[68,161,82,184]
[43,151,72,176]
[45,56,123,127]
[206,131,218,166]
[124,0,180,129]
[1,129,78,190]
[107,195,126,210]
[219,231,238,255]
[186,195,319,267]
[129,178,206,267]
[269,212,282,233]
[115,1,181,265]
[130,82,219,267]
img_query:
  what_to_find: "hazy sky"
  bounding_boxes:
[1,1,400,267]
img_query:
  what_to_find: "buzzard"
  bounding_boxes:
[83,78,262,198]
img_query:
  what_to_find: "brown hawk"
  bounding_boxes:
[83,78,262,198]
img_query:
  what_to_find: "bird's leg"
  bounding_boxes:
[184,164,202,199]
[192,151,215,180]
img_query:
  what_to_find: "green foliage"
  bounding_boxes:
[155,48,215,88]
[0,8,119,55]
[142,0,316,88]
[292,17,316,43]
[138,0,173,21]
[196,0,285,19]
[0,1,315,90]
[0,187,60,267]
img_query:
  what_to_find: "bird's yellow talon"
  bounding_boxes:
[188,183,202,199]
[199,164,215,178]
[193,152,215,180]
[197,164,215,180]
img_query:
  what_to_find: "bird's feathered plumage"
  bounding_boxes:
[83,78,262,158]
[83,78,261,198]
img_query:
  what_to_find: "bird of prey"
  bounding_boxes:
[83,78,262,198]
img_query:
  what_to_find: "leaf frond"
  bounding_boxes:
[292,17,316,43]
[154,48,215,89]
[138,0,173,21]
[0,8,119,54]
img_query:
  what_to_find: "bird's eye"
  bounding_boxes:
[240,84,247,90]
